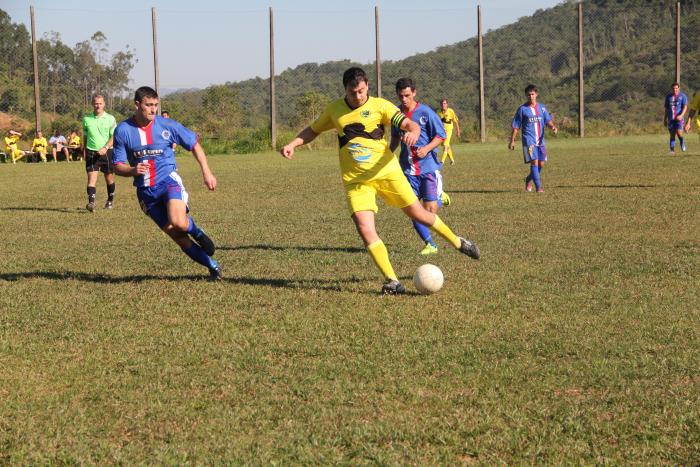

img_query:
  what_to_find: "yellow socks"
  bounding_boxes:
[367,240,397,281]
[430,215,461,248]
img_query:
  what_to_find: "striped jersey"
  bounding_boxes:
[665,92,688,121]
[512,102,552,147]
[112,116,198,188]
[392,103,445,176]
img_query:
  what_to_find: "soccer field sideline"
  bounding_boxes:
[0,135,698,463]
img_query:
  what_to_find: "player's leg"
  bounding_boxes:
[677,124,686,151]
[444,127,454,164]
[63,148,71,162]
[415,174,439,255]
[11,147,22,163]
[103,168,116,209]
[39,149,46,163]
[535,147,546,193]
[86,161,99,211]
[402,201,480,259]
[162,198,220,278]
[668,126,676,153]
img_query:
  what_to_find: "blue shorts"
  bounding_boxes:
[668,119,684,132]
[522,144,547,163]
[406,171,442,202]
[136,171,190,229]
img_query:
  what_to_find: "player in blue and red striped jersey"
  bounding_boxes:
[112,86,221,280]
[509,84,558,193]
[664,82,688,154]
[390,78,447,255]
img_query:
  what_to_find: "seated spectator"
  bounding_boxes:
[4,129,29,164]
[67,129,82,161]
[32,130,48,162]
[49,130,70,162]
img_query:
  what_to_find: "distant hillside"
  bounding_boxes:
[166,0,699,142]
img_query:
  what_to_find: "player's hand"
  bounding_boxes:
[684,122,691,132]
[98,147,107,156]
[203,171,217,191]
[508,141,515,151]
[415,146,428,158]
[402,128,420,147]
[280,145,295,160]
[135,162,150,175]
[552,126,558,135]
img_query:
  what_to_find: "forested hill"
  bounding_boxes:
[166,0,699,140]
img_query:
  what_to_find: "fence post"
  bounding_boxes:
[477,5,485,143]
[270,7,276,150]
[375,6,381,97]
[151,7,160,108]
[30,6,41,132]
[675,2,681,84]
[578,2,584,138]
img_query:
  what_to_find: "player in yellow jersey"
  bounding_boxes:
[32,130,48,162]
[438,99,461,165]
[4,130,28,164]
[67,130,82,161]
[280,67,480,295]
[683,89,700,142]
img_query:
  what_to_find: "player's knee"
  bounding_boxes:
[171,217,189,232]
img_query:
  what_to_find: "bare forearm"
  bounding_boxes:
[114,163,137,177]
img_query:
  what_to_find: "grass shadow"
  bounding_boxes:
[0,206,85,214]
[554,184,657,189]
[0,270,367,293]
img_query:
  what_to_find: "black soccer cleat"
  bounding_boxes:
[193,230,216,256]
[458,237,480,260]
[86,202,95,212]
[104,201,113,209]
[208,266,222,281]
[381,279,406,295]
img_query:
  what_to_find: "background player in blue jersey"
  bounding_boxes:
[509,84,558,193]
[664,82,688,154]
[112,86,221,280]
[390,77,447,255]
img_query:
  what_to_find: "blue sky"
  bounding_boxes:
[3,0,562,90]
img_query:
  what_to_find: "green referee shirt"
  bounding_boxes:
[82,112,116,151]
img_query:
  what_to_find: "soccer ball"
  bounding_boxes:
[413,264,444,295]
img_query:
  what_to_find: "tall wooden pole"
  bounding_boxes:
[578,2,585,138]
[675,2,681,84]
[375,6,381,97]
[477,5,485,143]
[270,7,277,150]
[30,6,41,131]
[152,7,160,109]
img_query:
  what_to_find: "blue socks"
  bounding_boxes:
[670,137,676,150]
[413,220,435,246]
[182,243,217,270]
[530,165,541,190]
[186,216,203,237]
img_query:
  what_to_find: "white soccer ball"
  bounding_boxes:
[413,264,444,295]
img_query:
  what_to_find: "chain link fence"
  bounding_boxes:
[2,2,699,154]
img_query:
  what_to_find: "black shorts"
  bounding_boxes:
[85,149,114,174]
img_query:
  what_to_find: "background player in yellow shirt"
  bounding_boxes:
[280,67,480,294]
[67,129,82,161]
[438,99,461,165]
[438,99,462,165]
[32,130,48,162]
[4,130,28,164]
[683,89,700,141]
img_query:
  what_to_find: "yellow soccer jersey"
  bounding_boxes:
[311,96,406,184]
[32,137,47,151]
[5,134,20,150]
[68,135,81,146]
[689,91,700,127]
[438,108,458,128]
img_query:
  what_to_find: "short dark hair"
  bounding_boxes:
[343,67,368,88]
[161,110,170,115]
[134,86,159,102]
[672,82,680,87]
[525,84,538,94]
[395,77,415,94]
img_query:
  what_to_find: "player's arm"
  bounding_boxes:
[191,142,216,190]
[685,109,696,132]
[398,117,420,147]
[280,126,319,160]
[415,136,445,158]
[453,111,461,138]
[546,120,558,135]
[509,127,518,150]
[679,103,688,121]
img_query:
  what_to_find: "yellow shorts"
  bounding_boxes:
[345,169,418,214]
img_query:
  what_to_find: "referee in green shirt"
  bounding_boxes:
[82,94,117,211]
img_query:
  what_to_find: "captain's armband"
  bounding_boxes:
[391,112,406,129]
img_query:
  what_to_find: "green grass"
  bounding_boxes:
[0,135,698,464]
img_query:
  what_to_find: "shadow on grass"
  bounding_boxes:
[219,244,365,254]
[554,184,657,189]
[448,189,512,194]
[0,270,366,292]
[0,206,85,214]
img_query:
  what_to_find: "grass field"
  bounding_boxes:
[1,135,698,463]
